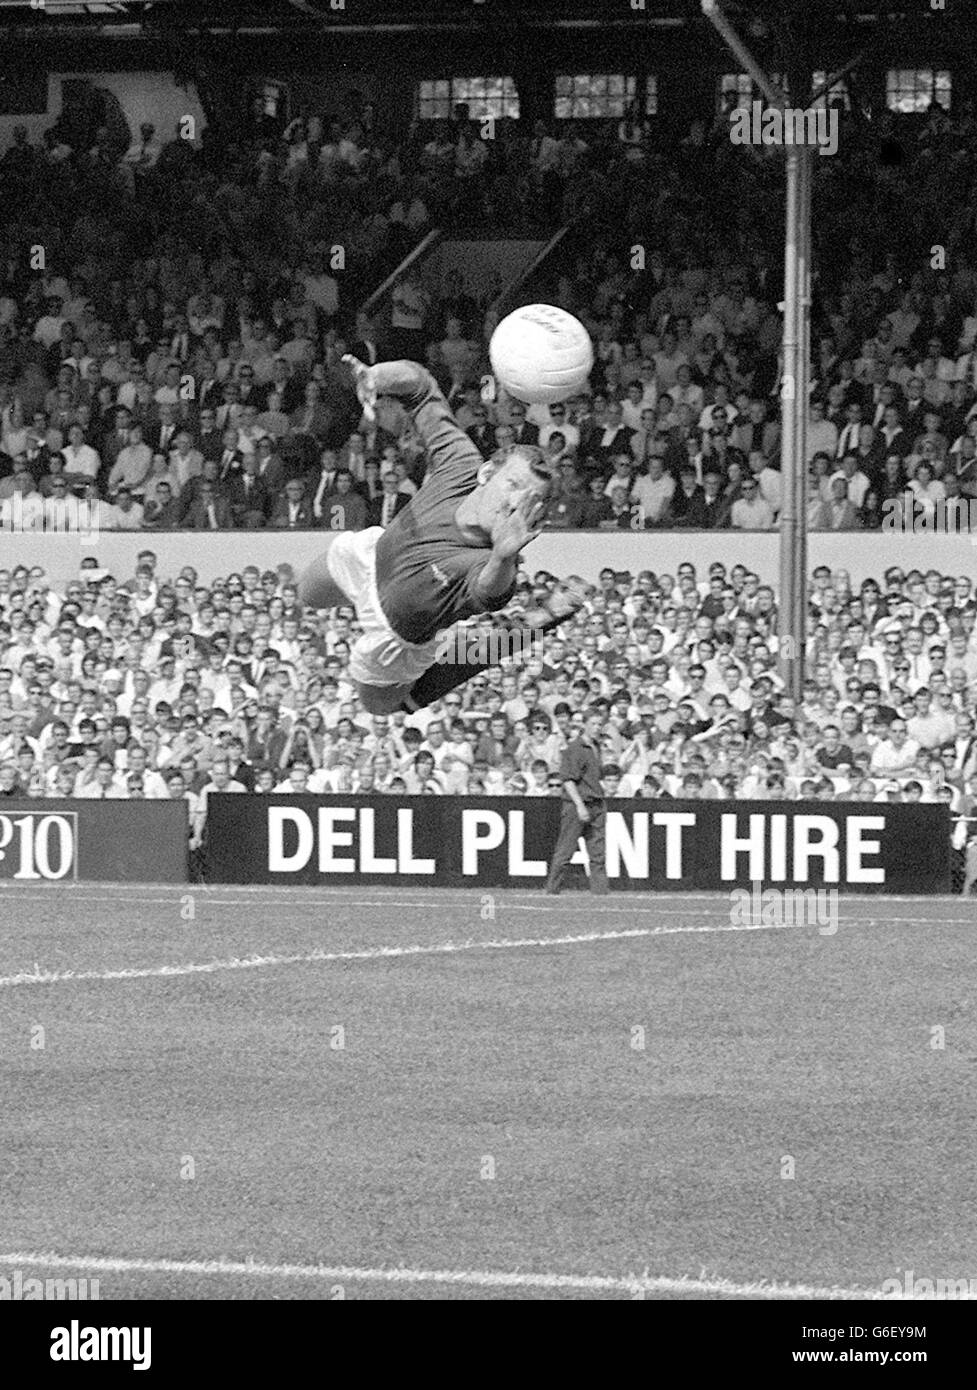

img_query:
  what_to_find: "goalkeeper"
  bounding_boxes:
[298,357,583,713]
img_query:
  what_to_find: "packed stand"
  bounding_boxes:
[0,555,975,891]
[3,97,977,531]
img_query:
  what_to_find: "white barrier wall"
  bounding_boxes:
[3,530,975,587]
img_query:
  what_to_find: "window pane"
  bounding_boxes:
[645,76,658,115]
[720,74,746,110]
[886,68,948,113]
[431,75,519,121]
[417,74,525,120]
[417,79,454,118]
[554,73,635,118]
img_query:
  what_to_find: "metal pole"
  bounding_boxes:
[785,146,811,701]
[701,0,810,698]
[779,146,811,700]
[780,146,803,700]
[700,0,786,110]
[809,53,865,109]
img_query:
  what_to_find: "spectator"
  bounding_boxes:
[318,469,368,531]
[597,485,635,530]
[142,480,182,528]
[184,479,233,530]
[813,476,860,530]
[730,476,774,530]
[106,485,145,531]
[369,471,410,528]
[270,477,313,529]
[60,422,100,482]
[107,422,152,496]
[631,455,674,525]
[576,475,613,528]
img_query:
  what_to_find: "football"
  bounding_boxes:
[489,303,594,406]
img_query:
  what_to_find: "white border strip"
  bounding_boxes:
[0,922,775,988]
[0,883,967,902]
[0,1251,886,1300]
[0,889,972,923]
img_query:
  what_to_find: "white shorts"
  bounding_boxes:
[326,527,440,688]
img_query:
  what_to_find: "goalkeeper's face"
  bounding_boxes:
[475,451,550,532]
[374,397,408,435]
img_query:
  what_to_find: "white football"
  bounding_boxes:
[489,303,594,405]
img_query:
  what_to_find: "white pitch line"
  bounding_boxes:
[0,921,762,988]
[0,912,953,991]
[0,1250,887,1300]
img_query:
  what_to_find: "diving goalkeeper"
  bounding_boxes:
[297,357,583,714]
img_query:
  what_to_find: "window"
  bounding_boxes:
[886,69,951,114]
[555,74,636,119]
[644,76,658,116]
[417,80,450,120]
[719,73,788,112]
[261,81,285,118]
[719,74,753,112]
[811,72,850,111]
[417,77,519,121]
[553,74,657,120]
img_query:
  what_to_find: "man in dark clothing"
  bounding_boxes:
[545,709,610,895]
[669,464,707,525]
[225,735,256,791]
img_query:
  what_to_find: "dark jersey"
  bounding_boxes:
[816,743,855,769]
[559,736,604,804]
[371,362,517,644]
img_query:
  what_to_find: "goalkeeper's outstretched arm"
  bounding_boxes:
[344,356,483,479]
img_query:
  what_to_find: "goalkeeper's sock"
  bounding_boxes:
[401,581,587,713]
[400,628,503,712]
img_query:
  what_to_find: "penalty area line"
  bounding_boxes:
[0,1250,885,1300]
[0,914,919,990]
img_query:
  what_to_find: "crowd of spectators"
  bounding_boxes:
[0,554,976,890]
[3,91,977,532]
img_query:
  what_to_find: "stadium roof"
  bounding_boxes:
[0,0,955,35]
